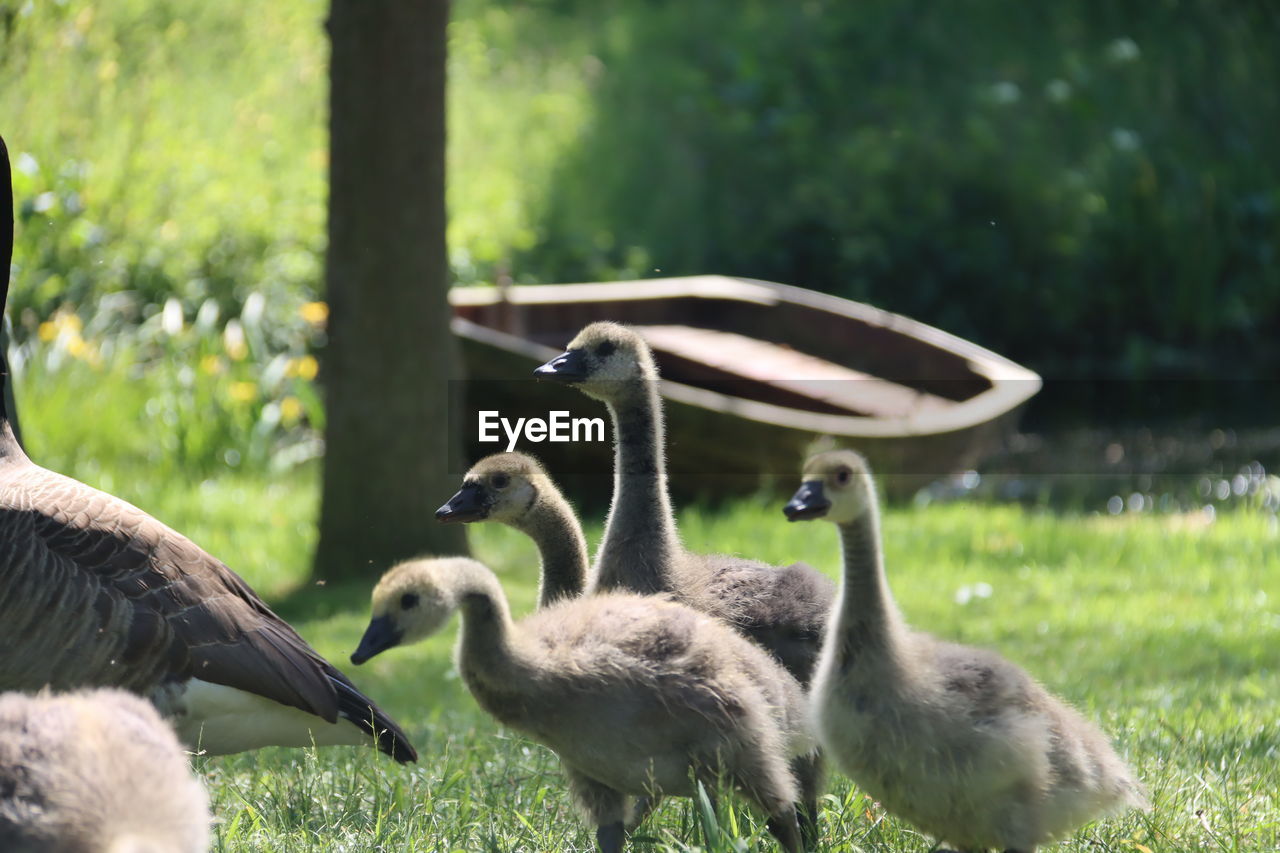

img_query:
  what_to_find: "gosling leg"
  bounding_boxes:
[567,769,627,853]
[730,751,804,853]
[624,794,663,832]
[764,804,803,853]
[596,822,625,853]
[791,751,825,848]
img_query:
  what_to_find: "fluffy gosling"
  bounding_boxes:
[0,688,210,853]
[351,556,814,853]
[784,449,1149,852]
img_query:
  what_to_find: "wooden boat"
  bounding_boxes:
[450,275,1041,498]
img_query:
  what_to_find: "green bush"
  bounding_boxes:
[1,0,587,474]
[520,0,1280,381]
[4,0,1277,462]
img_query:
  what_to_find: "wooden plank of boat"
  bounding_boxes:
[635,324,953,420]
[450,275,1041,496]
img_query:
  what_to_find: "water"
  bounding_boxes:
[922,424,1280,518]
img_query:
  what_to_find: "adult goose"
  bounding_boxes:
[0,134,415,762]
[784,448,1149,852]
[352,556,813,853]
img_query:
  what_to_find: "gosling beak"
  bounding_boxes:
[783,480,831,521]
[534,348,588,383]
[435,482,488,523]
[350,616,403,665]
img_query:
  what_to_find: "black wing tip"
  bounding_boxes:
[330,673,419,763]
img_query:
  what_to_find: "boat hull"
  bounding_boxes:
[450,276,1041,499]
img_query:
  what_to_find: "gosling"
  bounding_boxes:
[534,321,834,685]
[351,556,814,853]
[436,452,588,607]
[0,688,210,853]
[784,449,1149,852]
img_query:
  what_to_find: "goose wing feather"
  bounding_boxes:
[2,463,337,720]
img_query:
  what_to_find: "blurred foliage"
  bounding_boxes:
[13,295,328,478]
[2,0,1278,482]
[0,0,588,474]
[520,0,1280,382]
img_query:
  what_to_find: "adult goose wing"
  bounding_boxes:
[0,133,414,762]
[0,429,416,763]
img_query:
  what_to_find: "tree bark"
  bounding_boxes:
[315,0,466,580]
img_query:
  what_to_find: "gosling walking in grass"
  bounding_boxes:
[351,556,814,853]
[0,688,211,853]
[537,321,835,842]
[535,322,834,682]
[784,449,1149,852]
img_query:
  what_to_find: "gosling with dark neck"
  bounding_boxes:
[534,322,834,683]
[437,452,588,607]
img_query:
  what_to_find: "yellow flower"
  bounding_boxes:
[280,396,304,425]
[299,301,329,326]
[64,334,103,369]
[200,355,225,376]
[295,355,319,381]
[228,381,257,403]
[39,310,84,343]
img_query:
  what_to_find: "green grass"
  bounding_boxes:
[17,406,1277,850]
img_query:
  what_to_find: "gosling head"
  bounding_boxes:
[533,321,657,402]
[351,558,476,664]
[784,448,876,526]
[436,452,547,526]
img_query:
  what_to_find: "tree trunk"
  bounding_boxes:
[315,0,466,581]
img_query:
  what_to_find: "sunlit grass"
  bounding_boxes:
[16,397,1277,850]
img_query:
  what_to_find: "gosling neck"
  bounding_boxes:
[594,379,681,595]
[452,563,518,673]
[511,487,589,607]
[831,482,905,668]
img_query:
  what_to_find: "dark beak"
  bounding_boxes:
[436,482,488,523]
[350,616,403,665]
[534,348,588,383]
[783,480,831,521]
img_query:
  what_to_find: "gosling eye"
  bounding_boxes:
[491,473,510,489]
[400,592,420,610]
[835,468,852,486]
[595,341,616,358]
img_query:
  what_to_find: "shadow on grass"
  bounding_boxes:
[267,578,377,625]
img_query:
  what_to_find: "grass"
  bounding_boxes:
[17,383,1278,850]
[5,2,1277,848]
